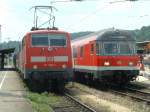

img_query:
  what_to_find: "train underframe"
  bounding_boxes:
[22,69,72,93]
[74,69,139,86]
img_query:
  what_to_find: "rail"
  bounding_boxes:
[52,92,97,112]
[110,87,150,105]
[65,93,97,112]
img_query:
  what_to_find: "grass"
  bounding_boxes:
[25,82,150,112]
[26,92,61,112]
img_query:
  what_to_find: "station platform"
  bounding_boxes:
[0,71,33,112]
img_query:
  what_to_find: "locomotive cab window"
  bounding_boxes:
[49,34,66,47]
[31,34,66,47]
[119,42,135,55]
[104,42,118,55]
[31,34,48,46]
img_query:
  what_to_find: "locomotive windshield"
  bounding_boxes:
[96,41,136,55]
[119,42,133,54]
[104,43,118,55]
[32,34,48,46]
[31,33,66,47]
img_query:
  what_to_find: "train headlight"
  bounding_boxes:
[62,64,66,69]
[104,61,110,66]
[129,62,133,66]
[33,65,38,69]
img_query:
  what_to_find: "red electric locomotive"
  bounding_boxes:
[15,28,72,91]
[72,28,140,84]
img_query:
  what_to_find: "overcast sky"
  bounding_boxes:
[0,0,150,42]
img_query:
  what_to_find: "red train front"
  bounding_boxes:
[15,29,72,91]
[72,28,140,84]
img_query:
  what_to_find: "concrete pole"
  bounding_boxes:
[0,25,1,43]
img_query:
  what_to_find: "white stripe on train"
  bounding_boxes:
[74,65,140,71]
[31,56,68,62]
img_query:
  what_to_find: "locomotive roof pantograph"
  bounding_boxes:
[30,5,58,31]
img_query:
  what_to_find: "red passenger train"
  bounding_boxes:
[14,28,72,91]
[72,28,140,84]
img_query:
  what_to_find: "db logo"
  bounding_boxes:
[48,47,53,51]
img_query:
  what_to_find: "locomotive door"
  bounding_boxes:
[90,42,95,66]
[72,47,77,66]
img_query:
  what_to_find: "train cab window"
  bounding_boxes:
[49,34,66,47]
[80,46,83,57]
[31,33,66,47]
[104,42,118,55]
[31,34,48,46]
[90,44,94,55]
[119,42,133,54]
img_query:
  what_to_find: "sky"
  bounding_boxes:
[0,0,150,42]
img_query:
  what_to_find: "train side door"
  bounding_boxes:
[72,47,77,66]
[90,42,95,66]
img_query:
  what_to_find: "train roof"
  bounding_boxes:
[72,28,136,44]
[26,29,69,35]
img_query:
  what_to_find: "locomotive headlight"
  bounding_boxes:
[33,65,38,69]
[104,61,110,66]
[129,62,133,66]
[62,64,66,69]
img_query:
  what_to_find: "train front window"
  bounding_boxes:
[104,43,118,55]
[31,34,48,46]
[102,42,135,55]
[119,42,133,54]
[31,34,66,47]
[49,34,66,46]
[120,43,132,54]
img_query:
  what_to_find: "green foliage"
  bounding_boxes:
[71,31,93,40]
[71,25,150,42]
[0,25,150,49]
[130,25,150,41]
[0,41,19,50]
[26,91,61,112]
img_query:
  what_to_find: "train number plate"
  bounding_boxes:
[46,57,54,61]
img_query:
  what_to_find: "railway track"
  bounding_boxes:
[73,81,150,105]
[110,87,150,105]
[52,92,97,112]
[63,82,150,112]
[127,81,150,91]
